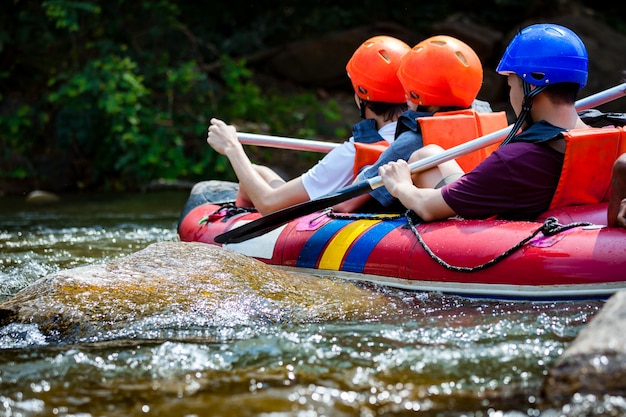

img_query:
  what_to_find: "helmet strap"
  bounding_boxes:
[359,99,368,119]
[500,81,547,146]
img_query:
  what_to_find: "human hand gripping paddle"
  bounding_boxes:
[215,83,626,244]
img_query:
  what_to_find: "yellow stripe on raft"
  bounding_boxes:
[318,220,380,270]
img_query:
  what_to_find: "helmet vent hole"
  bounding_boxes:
[358,86,368,95]
[409,91,419,100]
[455,51,469,66]
[530,72,546,81]
[378,50,391,64]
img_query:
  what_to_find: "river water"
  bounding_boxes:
[0,191,621,416]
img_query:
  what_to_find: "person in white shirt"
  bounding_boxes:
[207,35,410,215]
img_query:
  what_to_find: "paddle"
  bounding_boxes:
[237,132,338,153]
[216,83,626,244]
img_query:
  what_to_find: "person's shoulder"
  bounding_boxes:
[396,110,429,137]
[493,139,563,166]
[378,121,397,139]
[392,129,423,150]
[492,141,535,157]
[515,121,565,142]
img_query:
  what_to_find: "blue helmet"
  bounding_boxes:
[496,24,588,88]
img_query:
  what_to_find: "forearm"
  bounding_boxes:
[607,155,626,227]
[226,147,312,214]
[379,160,453,221]
[609,197,626,228]
[618,199,626,228]
[207,118,297,214]
[223,146,280,211]
[389,183,453,222]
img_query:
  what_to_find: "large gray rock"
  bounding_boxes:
[541,291,626,407]
[0,241,395,344]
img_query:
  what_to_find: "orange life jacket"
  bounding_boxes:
[353,140,390,176]
[351,118,393,177]
[549,126,624,209]
[352,109,509,176]
[418,109,509,172]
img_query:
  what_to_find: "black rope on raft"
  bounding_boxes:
[198,203,258,225]
[328,210,405,221]
[405,211,594,273]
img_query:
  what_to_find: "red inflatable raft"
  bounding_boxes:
[178,182,626,300]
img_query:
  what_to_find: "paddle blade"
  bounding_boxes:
[214,181,373,244]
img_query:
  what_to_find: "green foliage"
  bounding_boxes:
[218,56,341,136]
[0,105,36,179]
[199,56,343,180]
[2,0,620,192]
[42,0,101,32]
[0,0,342,191]
[48,54,175,188]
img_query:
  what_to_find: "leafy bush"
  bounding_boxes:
[2,0,621,192]
[0,0,341,191]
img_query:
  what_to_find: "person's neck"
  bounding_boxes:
[365,109,400,129]
[532,98,588,130]
[531,99,590,153]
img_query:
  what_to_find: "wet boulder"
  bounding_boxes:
[541,290,626,407]
[0,241,394,344]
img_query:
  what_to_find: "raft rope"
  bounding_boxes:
[405,211,594,273]
[327,211,405,221]
[198,203,257,225]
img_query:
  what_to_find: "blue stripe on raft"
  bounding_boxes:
[342,219,403,273]
[296,219,351,268]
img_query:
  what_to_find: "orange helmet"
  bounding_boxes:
[397,35,483,108]
[346,35,410,104]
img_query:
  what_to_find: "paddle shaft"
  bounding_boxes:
[237,132,338,153]
[216,83,626,244]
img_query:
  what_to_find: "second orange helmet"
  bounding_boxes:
[398,35,483,108]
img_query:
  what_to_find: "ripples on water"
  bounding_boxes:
[0,193,181,300]
[0,192,621,416]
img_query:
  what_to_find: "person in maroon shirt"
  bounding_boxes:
[378,23,590,222]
